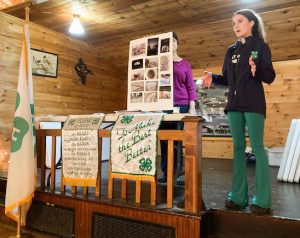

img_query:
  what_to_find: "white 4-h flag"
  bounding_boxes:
[5,23,36,226]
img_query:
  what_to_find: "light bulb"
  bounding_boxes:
[69,14,85,35]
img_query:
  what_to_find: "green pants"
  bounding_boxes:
[227,111,271,208]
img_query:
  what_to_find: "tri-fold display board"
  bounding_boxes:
[277,119,300,183]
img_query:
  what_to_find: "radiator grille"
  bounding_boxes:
[92,212,175,238]
[27,201,75,238]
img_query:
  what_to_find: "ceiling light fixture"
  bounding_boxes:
[69,14,85,35]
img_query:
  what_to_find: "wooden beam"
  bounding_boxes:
[1,0,31,12]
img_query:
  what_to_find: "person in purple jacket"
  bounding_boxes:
[158,32,197,186]
[202,9,275,215]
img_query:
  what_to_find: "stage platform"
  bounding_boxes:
[1,159,300,238]
[202,159,300,219]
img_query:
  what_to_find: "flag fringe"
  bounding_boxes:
[62,177,97,187]
[5,191,35,225]
[111,173,155,182]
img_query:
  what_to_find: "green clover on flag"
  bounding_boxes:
[139,157,152,172]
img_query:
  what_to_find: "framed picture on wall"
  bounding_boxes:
[31,48,58,78]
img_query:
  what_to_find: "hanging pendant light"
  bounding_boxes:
[69,14,85,35]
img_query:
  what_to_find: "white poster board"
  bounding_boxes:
[127,32,173,111]
[62,114,104,187]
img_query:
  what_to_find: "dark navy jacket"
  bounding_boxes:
[212,36,276,117]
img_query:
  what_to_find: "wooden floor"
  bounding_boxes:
[38,158,300,219]
[1,159,300,237]
[0,222,56,238]
[202,159,300,219]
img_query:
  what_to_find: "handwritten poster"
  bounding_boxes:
[62,114,104,186]
[127,32,173,111]
[110,114,163,177]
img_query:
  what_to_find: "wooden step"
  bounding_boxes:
[202,209,300,238]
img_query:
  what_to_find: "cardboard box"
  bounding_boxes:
[267,147,284,167]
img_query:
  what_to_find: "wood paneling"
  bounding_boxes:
[34,191,202,238]
[196,59,300,159]
[0,0,29,11]
[98,4,300,72]
[4,1,300,73]
[0,12,126,172]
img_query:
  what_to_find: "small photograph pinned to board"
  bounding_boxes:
[147,38,159,56]
[132,58,144,70]
[146,68,158,80]
[160,38,170,53]
[31,48,58,78]
[131,42,146,57]
[131,70,144,81]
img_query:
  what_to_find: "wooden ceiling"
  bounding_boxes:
[3,0,300,72]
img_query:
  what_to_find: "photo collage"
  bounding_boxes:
[127,32,173,111]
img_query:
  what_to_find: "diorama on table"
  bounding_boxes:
[127,32,174,111]
[196,83,230,136]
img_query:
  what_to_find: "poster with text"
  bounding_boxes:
[127,32,173,111]
[62,114,104,187]
[110,113,163,178]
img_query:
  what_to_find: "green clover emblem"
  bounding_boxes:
[11,92,30,153]
[68,119,75,125]
[121,115,134,124]
[92,118,100,125]
[11,117,29,153]
[139,157,152,172]
[251,51,258,60]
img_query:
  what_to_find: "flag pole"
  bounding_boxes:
[16,205,21,237]
[15,7,29,238]
[7,3,35,238]
[25,6,30,22]
[9,204,22,238]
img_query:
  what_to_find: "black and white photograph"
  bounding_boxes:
[146,68,158,80]
[131,70,144,81]
[131,42,146,57]
[144,92,158,103]
[145,81,158,91]
[131,58,143,70]
[147,38,159,56]
[130,92,143,103]
[160,38,170,53]
[131,81,144,92]
[145,57,158,68]
[160,55,170,71]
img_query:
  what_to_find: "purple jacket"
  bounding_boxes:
[173,59,197,105]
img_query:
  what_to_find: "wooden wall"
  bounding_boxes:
[98,5,300,159]
[0,12,127,172]
[1,4,299,165]
[194,59,300,159]
[98,5,300,71]
[34,192,201,238]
